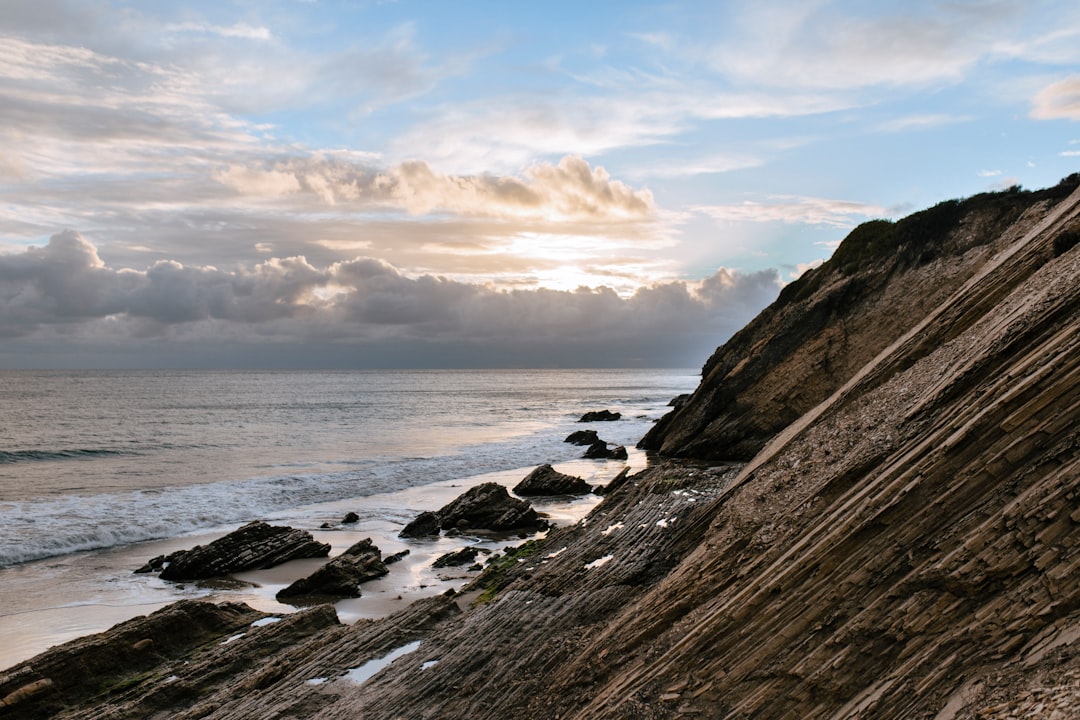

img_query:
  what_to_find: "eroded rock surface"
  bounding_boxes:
[583,441,628,460]
[142,521,331,581]
[435,482,540,532]
[276,538,389,601]
[398,510,441,538]
[0,600,266,719]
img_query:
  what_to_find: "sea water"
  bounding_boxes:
[0,369,696,669]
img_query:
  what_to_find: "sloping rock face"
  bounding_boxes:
[435,481,540,532]
[0,600,266,719]
[564,181,1080,718]
[154,521,330,581]
[641,177,1080,460]
[398,510,441,538]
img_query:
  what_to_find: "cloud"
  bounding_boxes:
[694,196,886,228]
[213,154,654,221]
[708,0,1021,91]
[0,34,258,162]
[627,32,675,50]
[0,232,781,367]
[876,114,973,133]
[387,89,849,174]
[0,231,330,335]
[1031,76,1080,120]
[631,154,763,179]
[0,32,665,287]
[164,22,273,41]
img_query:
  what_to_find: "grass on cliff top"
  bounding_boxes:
[780,173,1080,306]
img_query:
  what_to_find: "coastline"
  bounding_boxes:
[0,450,633,672]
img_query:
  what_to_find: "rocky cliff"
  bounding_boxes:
[4,177,1080,720]
[640,175,1080,461]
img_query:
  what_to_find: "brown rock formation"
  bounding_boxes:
[276,538,389,601]
[582,440,628,460]
[0,600,267,719]
[513,463,592,496]
[434,481,540,532]
[147,521,331,581]
[641,176,1080,461]
[398,510,441,538]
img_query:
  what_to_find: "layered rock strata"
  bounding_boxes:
[141,521,331,581]
[434,481,540,532]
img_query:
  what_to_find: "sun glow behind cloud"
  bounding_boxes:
[2,0,1080,367]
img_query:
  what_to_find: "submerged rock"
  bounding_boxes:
[342,511,360,524]
[579,409,622,422]
[152,521,330,581]
[276,538,388,601]
[513,464,592,496]
[583,441,628,460]
[564,429,600,445]
[436,482,540,532]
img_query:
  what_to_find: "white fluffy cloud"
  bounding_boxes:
[1031,76,1080,120]
[214,155,653,220]
[694,196,886,228]
[708,0,1020,91]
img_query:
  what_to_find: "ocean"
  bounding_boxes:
[0,368,696,669]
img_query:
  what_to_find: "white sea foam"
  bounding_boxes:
[0,369,696,568]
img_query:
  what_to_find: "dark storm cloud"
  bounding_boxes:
[0,232,781,366]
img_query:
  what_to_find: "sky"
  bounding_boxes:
[1,0,1079,369]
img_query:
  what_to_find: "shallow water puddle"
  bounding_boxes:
[585,555,613,569]
[344,640,422,685]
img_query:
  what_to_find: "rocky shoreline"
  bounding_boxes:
[0,458,733,719]
[5,177,1080,719]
